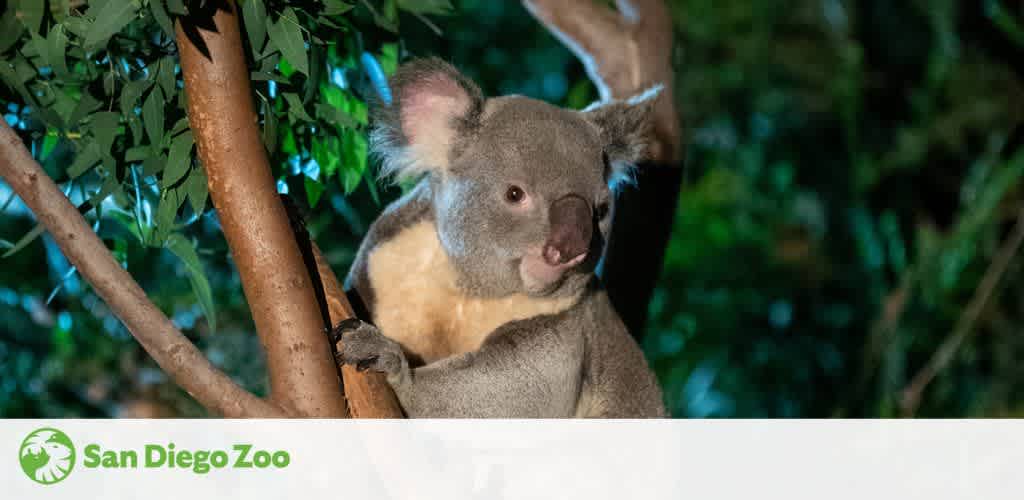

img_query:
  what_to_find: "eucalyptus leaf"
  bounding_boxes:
[67,141,103,179]
[316,103,357,129]
[184,166,209,215]
[89,111,121,153]
[120,79,152,118]
[1,224,46,258]
[241,0,268,56]
[142,86,165,147]
[0,9,26,53]
[162,130,194,188]
[83,1,140,51]
[267,8,308,76]
[323,0,353,16]
[152,186,185,244]
[69,93,103,127]
[164,233,217,331]
[14,0,45,33]
[283,92,314,122]
[149,0,175,38]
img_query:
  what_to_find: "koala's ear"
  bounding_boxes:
[370,57,484,181]
[583,86,660,186]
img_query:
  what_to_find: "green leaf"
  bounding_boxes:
[14,0,45,33]
[156,56,176,97]
[67,141,103,179]
[379,43,398,75]
[120,79,153,117]
[267,8,308,76]
[2,223,46,258]
[152,186,185,245]
[340,128,368,193]
[89,111,121,154]
[323,0,353,16]
[166,0,187,16]
[46,26,70,77]
[305,176,325,207]
[30,28,69,77]
[283,92,314,121]
[62,16,91,39]
[142,86,165,147]
[241,0,268,56]
[84,1,140,51]
[40,132,59,161]
[69,92,103,127]
[184,166,209,214]
[0,9,26,53]
[149,0,175,37]
[316,103,357,129]
[143,153,165,177]
[312,135,341,177]
[162,130,194,187]
[164,233,217,331]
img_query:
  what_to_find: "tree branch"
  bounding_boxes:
[524,0,680,163]
[0,122,284,418]
[900,206,1024,416]
[311,243,403,418]
[175,1,347,416]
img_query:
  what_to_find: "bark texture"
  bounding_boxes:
[312,243,404,417]
[175,2,347,416]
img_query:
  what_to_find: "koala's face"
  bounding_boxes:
[373,59,654,297]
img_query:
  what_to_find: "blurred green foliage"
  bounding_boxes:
[2,0,1024,417]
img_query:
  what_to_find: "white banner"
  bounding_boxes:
[2,419,1022,499]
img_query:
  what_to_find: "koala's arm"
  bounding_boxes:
[576,294,667,418]
[335,316,585,418]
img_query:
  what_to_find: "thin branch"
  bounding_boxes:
[901,206,1024,416]
[311,242,403,418]
[0,122,284,418]
[523,0,680,163]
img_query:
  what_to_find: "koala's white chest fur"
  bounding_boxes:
[366,220,579,364]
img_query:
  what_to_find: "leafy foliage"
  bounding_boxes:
[0,0,440,416]
[3,0,1024,418]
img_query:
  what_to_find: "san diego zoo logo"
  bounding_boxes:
[17,427,291,485]
[19,427,76,485]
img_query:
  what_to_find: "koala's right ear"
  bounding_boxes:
[370,57,484,182]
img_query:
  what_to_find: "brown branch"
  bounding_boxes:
[0,122,284,418]
[524,0,681,163]
[900,206,1024,416]
[175,1,347,416]
[311,243,404,418]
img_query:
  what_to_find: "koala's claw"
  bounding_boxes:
[328,317,364,344]
[332,319,404,376]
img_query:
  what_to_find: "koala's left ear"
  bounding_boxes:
[370,57,484,182]
[583,86,660,182]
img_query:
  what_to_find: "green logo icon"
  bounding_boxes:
[19,428,75,485]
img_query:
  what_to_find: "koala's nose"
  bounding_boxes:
[544,194,593,266]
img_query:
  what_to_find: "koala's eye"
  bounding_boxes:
[505,185,526,204]
[595,202,610,220]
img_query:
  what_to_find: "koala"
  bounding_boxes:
[336,57,665,418]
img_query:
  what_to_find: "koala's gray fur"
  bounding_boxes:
[340,57,666,417]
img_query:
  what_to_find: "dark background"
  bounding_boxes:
[2,0,1024,417]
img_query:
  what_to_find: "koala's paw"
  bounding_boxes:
[330,319,404,376]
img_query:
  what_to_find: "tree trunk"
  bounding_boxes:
[175,2,348,417]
